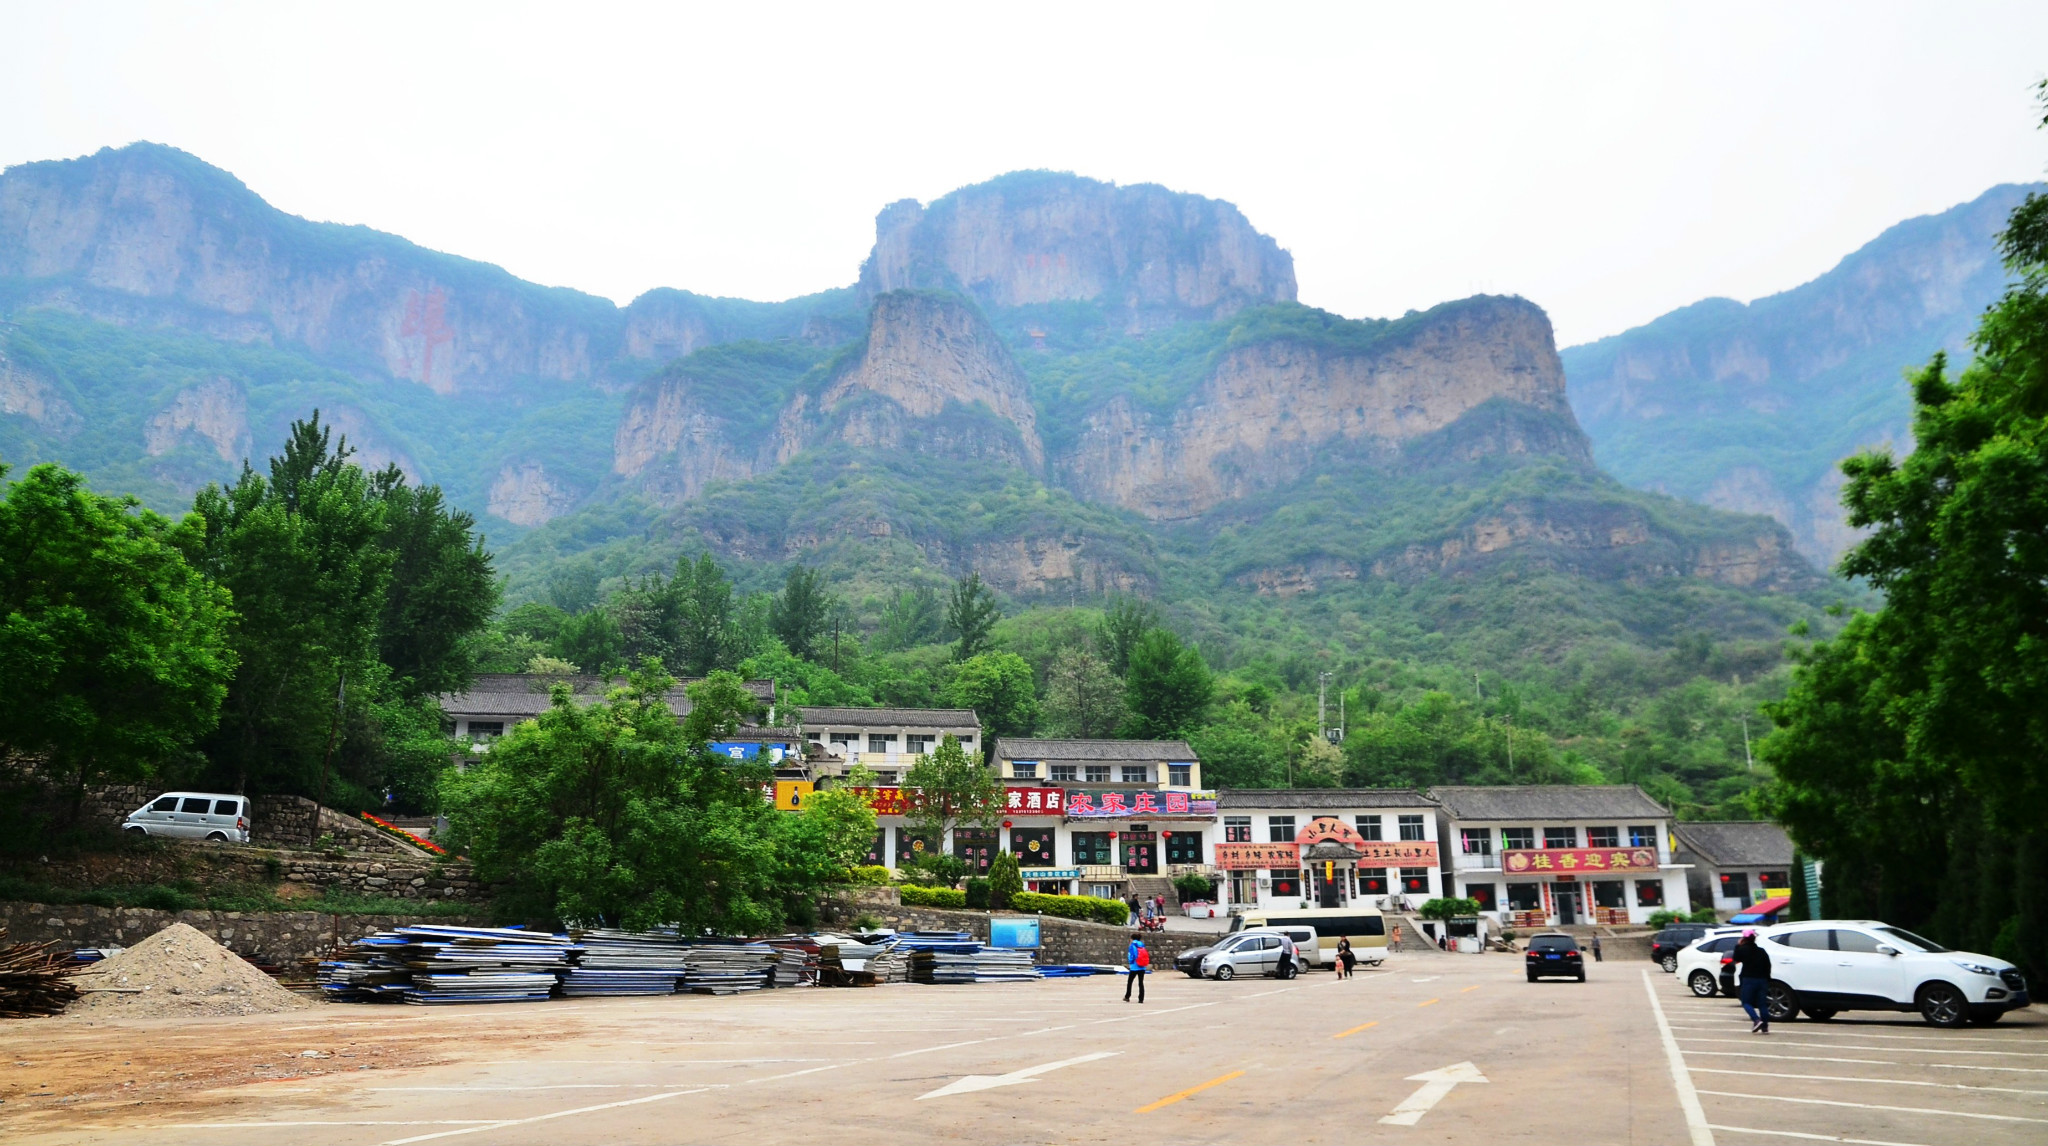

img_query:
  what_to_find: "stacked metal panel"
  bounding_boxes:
[321,925,578,1004]
[817,936,887,987]
[767,939,819,987]
[559,929,691,997]
[908,946,1041,984]
[678,941,776,994]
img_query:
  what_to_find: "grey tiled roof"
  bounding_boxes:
[998,738,1197,762]
[440,673,775,718]
[799,707,981,728]
[1216,788,1440,810]
[1428,785,1671,821]
[1674,821,1794,867]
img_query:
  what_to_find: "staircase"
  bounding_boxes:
[1126,875,1177,906]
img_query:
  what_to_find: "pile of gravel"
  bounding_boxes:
[68,922,311,1017]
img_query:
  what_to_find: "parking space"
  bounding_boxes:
[1645,969,2048,1146]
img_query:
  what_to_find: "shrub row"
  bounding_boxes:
[898,884,967,908]
[1012,890,1130,927]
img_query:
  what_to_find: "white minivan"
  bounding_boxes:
[123,792,250,843]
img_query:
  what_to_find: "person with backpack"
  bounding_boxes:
[1124,933,1150,1003]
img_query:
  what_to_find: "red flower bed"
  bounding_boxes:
[360,812,447,855]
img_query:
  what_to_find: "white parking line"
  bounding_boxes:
[1641,969,1715,1146]
[379,1087,714,1145]
[1685,1050,2048,1074]
[1666,1024,2032,1045]
[1677,1037,2048,1057]
[1703,1124,1934,1146]
[1693,1089,2048,1124]
[1687,1066,2048,1096]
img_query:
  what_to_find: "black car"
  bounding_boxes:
[1526,933,1586,982]
[1174,944,1218,978]
[1652,923,1715,972]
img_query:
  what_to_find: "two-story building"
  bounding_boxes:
[1673,821,1795,918]
[438,673,794,767]
[1432,785,1692,927]
[799,706,982,786]
[1207,789,1445,913]
[992,739,1210,896]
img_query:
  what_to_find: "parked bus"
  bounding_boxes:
[1229,907,1387,967]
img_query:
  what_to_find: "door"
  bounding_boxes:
[1258,935,1283,975]
[1316,869,1341,908]
[1555,883,1578,925]
[172,796,214,838]
[137,795,178,833]
[1766,928,1837,995]
[1831,928,1907,1003]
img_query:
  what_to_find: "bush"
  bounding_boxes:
[1012,890,1131,927]
[987,850,1024,909]
[899,883,967,908]
[841,865,894,886]
[1418,896,1481,920]
[1687,906,1720,924]
[964,877,991,909]
[1645,909,1683,928]
[1172,871,1216,902]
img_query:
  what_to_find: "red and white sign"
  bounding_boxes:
[1502,848,1656,874]
[1215,842,1301,870]
[1002,787,1067,815]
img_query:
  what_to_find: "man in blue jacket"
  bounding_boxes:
[1124,933,1149,1003]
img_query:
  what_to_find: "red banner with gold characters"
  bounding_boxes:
[1502,847,1657,874]
[1353,841,1440,865]
[1214,842,1301,870]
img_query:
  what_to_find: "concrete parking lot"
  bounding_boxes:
[2,954,2040,1144]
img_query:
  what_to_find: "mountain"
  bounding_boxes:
[1562,183,2040,566]
[0,142,1826,673]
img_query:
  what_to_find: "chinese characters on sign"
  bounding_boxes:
[1354,841,1440,865]
[1501,848,1657,873]
[1214,842,1302,870]
[1001,787,1067,814]
[1062,790,1219,819]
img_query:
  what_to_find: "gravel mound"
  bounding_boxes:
[68,922,311,1017]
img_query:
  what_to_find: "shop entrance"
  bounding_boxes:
[1554,881,1581,925]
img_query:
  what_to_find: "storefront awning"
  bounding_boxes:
[1731,896,1791,922]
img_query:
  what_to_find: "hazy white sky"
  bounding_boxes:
[3,2,2044,346]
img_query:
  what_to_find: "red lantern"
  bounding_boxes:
[1002,820,1013,828]
[1161,831,1172,838]
[1108,831,1118,839]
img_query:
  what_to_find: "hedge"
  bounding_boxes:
[899,884,967,908]
[841,865,894,886]
[1012,891,1131,927]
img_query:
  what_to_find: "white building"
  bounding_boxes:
[1208,789,1445,914]
[800,706,981,786]
[1672,821,1795,917]
[1432,785,1692,927]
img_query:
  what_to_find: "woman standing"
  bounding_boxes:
[1337,936,1357,979]
[1732,929,1773,1034]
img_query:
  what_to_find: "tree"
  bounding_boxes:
[545,561,601,613]
[555,608,625,675]
[902,734,1004,872]
[0,462,236,813]
[1123,628,1213,738]
[441,665,800,931]
[1097,595,1157,676]
[779,764,880,889]
[372,473,498,699]
[1041,648,1125,738]
[770,565,834,661]
[945,652,1039,739]
[945,572,1001,662]
[878,585,943,651]
[671,553,740,676]
[986,848,1023,910]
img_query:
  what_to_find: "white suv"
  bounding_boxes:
[1674,928,1748,997]
[1759,920,2029,1027]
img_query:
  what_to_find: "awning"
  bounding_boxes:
[1730,896,1791,923]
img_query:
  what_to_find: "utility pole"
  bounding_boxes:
[313,667,347,847]
[1505,713,1515,779]
[1740,714,1754,771]
[1317,671,1332,741]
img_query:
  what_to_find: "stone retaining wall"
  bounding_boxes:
[0,902,489,967]
[822,891,1212,967]
[4,842,486,902]
[72,783,421,855]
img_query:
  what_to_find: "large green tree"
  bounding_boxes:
[770,565,834,661]
[945,572,1001,662]
[945,651,1039,739]
[0,462,237,813]
[373,473,499,698]
[1767,178,2048,981]
[1041,648,1125,738]
[902,733,1004,880]
[1122,628,1214,739]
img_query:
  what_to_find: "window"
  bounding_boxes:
[1168,763,1192,786]
[150,797,178,812]
[1833,930,1883,954]
[1628,825,1658,848]
[862,828,886,866]
[1398,815,1426,841]
[1398,867,1431,894]
[958,735,974,746]
[1635,879,1663,907]
[1084,765,1111,783]
[1010,762,1038,779]
[1704,936,1738,953]
[895,829,936,867]
[1507,883,1541,910]
[466,721,505,739]
[1502,827,1535,850]
[872,771,897,785]
[1543,826,1577,849]
[1587,826,1619,848]
[1050,764,1077,782]
[830,733,856,747]
[1011,827,1055,864]
[1592,880,1625,908]
[953,827,998,874]
[1465,883,1497,911]
[1121,765,1149,784]
[1071,832,1114,865]
[905,734,933,754]
[1460,828,1494,856]
[1268,816,1296,843]
[1165,832,1202,865]
[1355,815,1384,841]
[1770,929,1831,950]
[1758,870,1789,889]
[867,734,897,754]
[1718,872,1751,902]
[1120,832,1157,873]
[1224,816,1253,843]
[213,800,239,816]
[1269,870,1300,897]
[180,798,211,814]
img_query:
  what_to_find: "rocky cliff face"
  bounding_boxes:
[857,171,1296,328]
[143,377,248,463]
[1564,182,2039,565]
[1065,297,1580,519]
[0,346,77,434]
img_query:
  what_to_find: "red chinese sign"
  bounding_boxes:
[1503,847,1656,874]
[1001,787,1067,815]
[1215,842,1301,870]
[1297,817,1369,848]
[1063,789,1218,819]
[847,787,911,816]
[1354,841,1440,865]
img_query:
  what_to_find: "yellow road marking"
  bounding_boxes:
[1331,1021,1379,1039]
[1135,1070,1246,1113]
[1418,998,1440,1007]
[1460,985,1482,993]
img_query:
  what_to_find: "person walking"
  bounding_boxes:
[1125,895,1137,927]
[1389,923,1404,953]
[1124,933,1149,1003]
[1591,934,1604,963]
[1733,929,1773,1034]
[1337,936,1356,979]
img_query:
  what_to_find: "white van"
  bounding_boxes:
[123,792,250,843]
[1230,907,1388,967]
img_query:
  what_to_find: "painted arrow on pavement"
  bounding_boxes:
[1377,1061,1488,1126]
[916,1052,1121,1100]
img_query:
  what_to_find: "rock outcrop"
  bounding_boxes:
[488,462,577,526]
[858,171,1296,328]
[144,377,248,462]
[1066,297,1579,519]
[0,346,77,432]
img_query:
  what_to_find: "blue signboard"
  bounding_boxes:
[710,741,793,762]
[988,916,1041,950]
